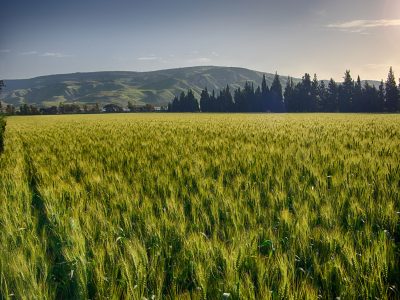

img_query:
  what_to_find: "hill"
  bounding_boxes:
[1,66,380,107]
[1,66,271,107]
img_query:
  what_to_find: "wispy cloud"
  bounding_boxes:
[20,51,38,55]
[137,56,160,61]
[0,49,11,53]
[313,9,327,17]
[364,63,394,71]
[188,57,212,64]
[327,19,400,33]
[41,52,72,58]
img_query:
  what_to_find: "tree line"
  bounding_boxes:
[168,67,400,113]
[0,101,163,115]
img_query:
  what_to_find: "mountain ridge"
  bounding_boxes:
[1,66,380,107]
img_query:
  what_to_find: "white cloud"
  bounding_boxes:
[327,19,400,33]
[0,49,11,53]
[41,52,71,58]
[20,51,38,55]
[137,56,160,61]
[188,57,212,64]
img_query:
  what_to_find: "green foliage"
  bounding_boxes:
[168,90,199,112]
[0,114,399,299]
[385,67,400,112]
[0,116,5,153]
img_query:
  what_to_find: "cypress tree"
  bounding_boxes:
[234,87,245,112]
[261,75,270,111]
[179,91,186,111]
[270,72,283,112]
[339,70,354,112]
[353,76,362,112]
[200,88,210,112]
[225,85,235,112]
[284,77,295,112]
[186,89,199,112]
[378,80,385,112]
[210,90,216,112]
[318,80,327,112]
[363,82,378,112]
[299,73,312,112]
[385,67,399,112]
[326,79,338,112]
[255,86,262,112]
[171,96,179,112]
[311,74,319,111]
[242,81,255,112]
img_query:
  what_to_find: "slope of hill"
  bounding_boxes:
[1,66,380,107]
[1,66,280,107]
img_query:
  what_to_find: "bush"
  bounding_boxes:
[0,116,5,153]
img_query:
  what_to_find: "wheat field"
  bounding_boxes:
[0,114,399,299]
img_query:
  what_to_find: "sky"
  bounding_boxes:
[0,0,399,81]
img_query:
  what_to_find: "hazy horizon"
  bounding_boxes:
[1,0,400,81]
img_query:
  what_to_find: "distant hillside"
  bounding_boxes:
[0,67,286,107]
[1,66,380,107]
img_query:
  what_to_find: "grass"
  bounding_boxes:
[0,113,399,299]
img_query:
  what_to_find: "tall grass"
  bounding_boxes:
[0,114,399,299]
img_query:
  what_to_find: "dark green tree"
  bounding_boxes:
[179,91,186,111]
[233,87,245,112]
[243,81,255,112]
[318,80,328,112]
[297,73,312,112]
[378,80,385,112]
[20,103,30,115]
[6,104,15,115]
[326,79,338,112]
[261,74,270,111]
[362,82,378,112]
[311,74,320,111]
[353,76,363,112]
[103,103,123,113]
[128,101,135,112]
[58,102,65,114]
[385,67,399,112]
[270,72,284,112]
[199,88,210,112]
[255,86,262,112]
[284,77,295,112]
[210,90,217,112]
[338,70,354,112]
[169,90,199,112]
[186,89,199,112]
[219,85,234,112]
[171,96,179,112]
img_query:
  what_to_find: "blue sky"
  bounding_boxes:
[0,0,399,80]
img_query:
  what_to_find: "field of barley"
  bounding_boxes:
[0,113,399,299]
